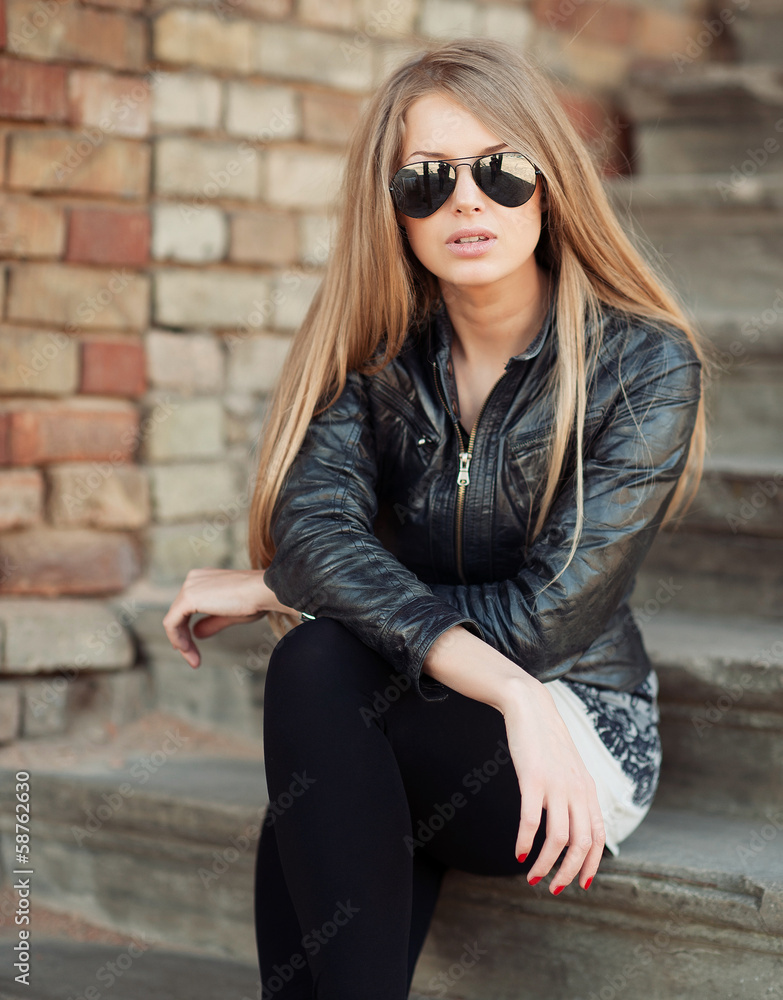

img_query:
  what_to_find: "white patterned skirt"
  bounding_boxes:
[544,669,662,856]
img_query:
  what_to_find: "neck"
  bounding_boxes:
[441,262,551,370]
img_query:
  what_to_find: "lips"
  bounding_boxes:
[446,227,497,244]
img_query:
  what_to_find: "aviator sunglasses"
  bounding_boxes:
[389,151,541,219]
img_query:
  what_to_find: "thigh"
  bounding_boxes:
[382,674,549,877]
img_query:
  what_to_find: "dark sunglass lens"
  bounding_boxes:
[474,153,537,207]
[391,161,455,218]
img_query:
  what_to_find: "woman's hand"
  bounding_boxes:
[422,625,605,893]
[162,568,298,669]
[500,677,605,893]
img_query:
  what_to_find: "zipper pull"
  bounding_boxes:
[457,450,472,486]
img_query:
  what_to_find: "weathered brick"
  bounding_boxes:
[298,0,353,29]
[478,3,535,45]
[8,131,150,198]
[0,0,7,49]
[6,0,146,71]
[0,57,68,120]
[272,271,321,331]
[146,330,224,392]
[0,527,141,596]
[47,461,150,528]
[8,263,150,330]
[0,399,139,465]
[68,69,151,139]
[153,8,254,73]
[533,0,636,44]
[154,268,271,329]
[632,9,703,59]
[22,677,66,736]
[0,195,66,257]
[154,0,292,17]
[152,203,228,263]
[155,137,260,201]
[265,148,344,209]
[253,24,374,92]
[87,0,145,12]
[419,0,479,38]
[299,213,336,265]
[149,461,239,522]
[151,72,222,130]
[538,30,631,89]
[0,327,79,395]
[66,207,150,266]
[0,597,137,671]
[224,81,300,141]
[230,209,297,265]
[0,470,43,530]
[302,91,362,146]
[354,0,416,37]
[139,395,224,461]
[0,684,21,744]
[80,336,146,397]
[226,332,291,394]
[147,522,231,586]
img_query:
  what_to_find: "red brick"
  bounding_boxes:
[6,0,145,72]
[0,1,6,49]
[68,69,150,139]
[0,400,139,465]
[534,0,636,45]
[80,336,146,397]
[0,526,141,596]
[8,132,150,198]
[66,207,149,266]
[85,0,144,11]
[0,195,66,257]
[0,58,67,121]
[0,469,43,530]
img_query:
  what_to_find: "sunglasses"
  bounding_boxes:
[389,151,541,219]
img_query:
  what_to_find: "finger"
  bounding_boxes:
[162,603,200,668]
[515,783,544,863]
[548,796,594,893]
[192,613,262,638]
[577,804,606,889]
[527,794,569,883]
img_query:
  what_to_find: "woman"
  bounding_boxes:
[163,37,710,999]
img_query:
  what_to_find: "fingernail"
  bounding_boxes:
[517,853,527,863]
[528,876,542,886]
[553,885,565,895]
[584,877,593,890]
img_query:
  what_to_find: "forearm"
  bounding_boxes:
[422,624,545,714]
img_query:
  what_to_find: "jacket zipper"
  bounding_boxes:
[432,360,507,584]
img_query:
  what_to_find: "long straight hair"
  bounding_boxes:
[247,37,713,640]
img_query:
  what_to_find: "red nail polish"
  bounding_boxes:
[517,853,527,862]
[528,876,542,886]
[553,885,565,895]
[584,877,593,890]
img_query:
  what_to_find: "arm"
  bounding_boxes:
[262,369,485,701]
[426,325,702,680]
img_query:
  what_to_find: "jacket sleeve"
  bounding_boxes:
[428,325,702,682]
[262,369,485,701]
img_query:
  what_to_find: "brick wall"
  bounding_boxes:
[0,0,713,747]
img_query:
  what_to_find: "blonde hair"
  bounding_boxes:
[247,36,714,641]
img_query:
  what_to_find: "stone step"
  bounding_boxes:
[605,177,783,322]
[733,8,783,63]
[635,527,783,618]
[687,453,783,538]
[622,63,783,176]
[638,609,783,817]
[2,754,780,998]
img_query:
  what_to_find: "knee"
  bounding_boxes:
[266,616,359,693]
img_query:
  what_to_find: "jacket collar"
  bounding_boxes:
[428,291,554,374]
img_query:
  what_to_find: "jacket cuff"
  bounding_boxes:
[377,597,485,702]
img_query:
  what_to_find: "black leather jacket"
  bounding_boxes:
[264,296,702,702]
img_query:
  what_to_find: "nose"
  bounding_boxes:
[450,161,484,213]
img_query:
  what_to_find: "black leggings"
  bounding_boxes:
[253,616,552,1000]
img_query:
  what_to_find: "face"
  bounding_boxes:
[393,93,546,297]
